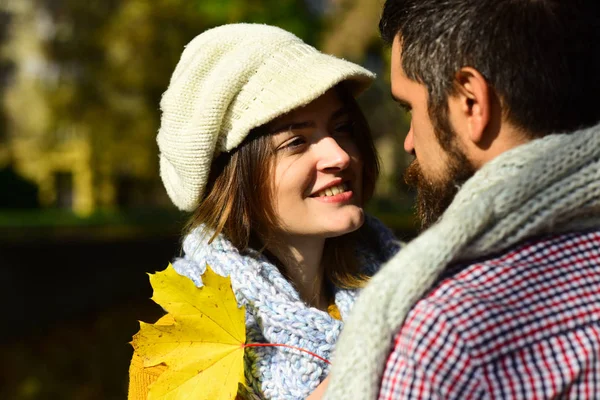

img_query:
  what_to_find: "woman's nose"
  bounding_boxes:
[316,137,351,171]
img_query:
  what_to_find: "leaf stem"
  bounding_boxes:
[243,343,331,364]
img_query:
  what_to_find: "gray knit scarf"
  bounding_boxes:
[171,214,400,400]
[324,123,600,400]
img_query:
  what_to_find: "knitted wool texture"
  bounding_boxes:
[156,23,375,211]
[324,123,600,400]
[171,214,401,399]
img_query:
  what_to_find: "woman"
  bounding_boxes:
[128,23,400,399]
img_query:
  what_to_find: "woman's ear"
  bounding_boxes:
[453,67,490,144]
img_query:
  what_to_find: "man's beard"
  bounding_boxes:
[404,144,475,231]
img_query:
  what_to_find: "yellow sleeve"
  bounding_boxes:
[127,314,173,400]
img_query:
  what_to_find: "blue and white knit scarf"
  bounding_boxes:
[172,214,400,399]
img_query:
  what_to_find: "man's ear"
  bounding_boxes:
[454,67,490,144]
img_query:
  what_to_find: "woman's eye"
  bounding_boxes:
[334,121,354,136]
[280,137,306,150]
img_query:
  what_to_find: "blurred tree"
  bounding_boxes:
[29,0,210,208]
[0,9,14,163]
[7,0,322,210]
[321,0,383,61]
[194,0,322,45]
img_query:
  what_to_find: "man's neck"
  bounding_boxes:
[468,122,533,169]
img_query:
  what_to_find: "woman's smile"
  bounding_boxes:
[311,189,354,204]
[310,181,354,203]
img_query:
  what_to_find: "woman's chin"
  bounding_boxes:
[325,208,365,238]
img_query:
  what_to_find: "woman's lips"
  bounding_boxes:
[311,190,354,203]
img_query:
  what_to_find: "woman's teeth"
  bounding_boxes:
[316,183,347,197]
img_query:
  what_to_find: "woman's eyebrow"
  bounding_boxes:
[331,107,351,119]
[269,121,315,134]
[269,106,350,134]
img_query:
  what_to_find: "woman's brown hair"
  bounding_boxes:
[184,82,380,289]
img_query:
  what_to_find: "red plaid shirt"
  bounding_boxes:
[379,230,600,399]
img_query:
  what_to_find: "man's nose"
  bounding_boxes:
[316,137,351,171]
[404,126,415,155]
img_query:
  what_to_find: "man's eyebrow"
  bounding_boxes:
[390,93,411,110]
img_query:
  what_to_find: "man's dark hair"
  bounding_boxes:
[380,0,600,137]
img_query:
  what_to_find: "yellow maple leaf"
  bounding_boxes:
[131,263,246,400]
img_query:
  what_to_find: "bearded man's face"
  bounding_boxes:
[390,36,476,230]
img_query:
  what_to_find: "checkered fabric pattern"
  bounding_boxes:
[379,230,600,399]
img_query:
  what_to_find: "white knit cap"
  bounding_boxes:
[157,23,376,211]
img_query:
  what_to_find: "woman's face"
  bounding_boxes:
[268,89,364,240]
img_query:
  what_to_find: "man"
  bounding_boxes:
[323,0,600,398]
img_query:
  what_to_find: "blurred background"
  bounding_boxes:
[0,0,415,398]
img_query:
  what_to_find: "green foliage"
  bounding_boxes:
[194,0,321,45]
[0,10,12,146]
[29,0,321,208]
